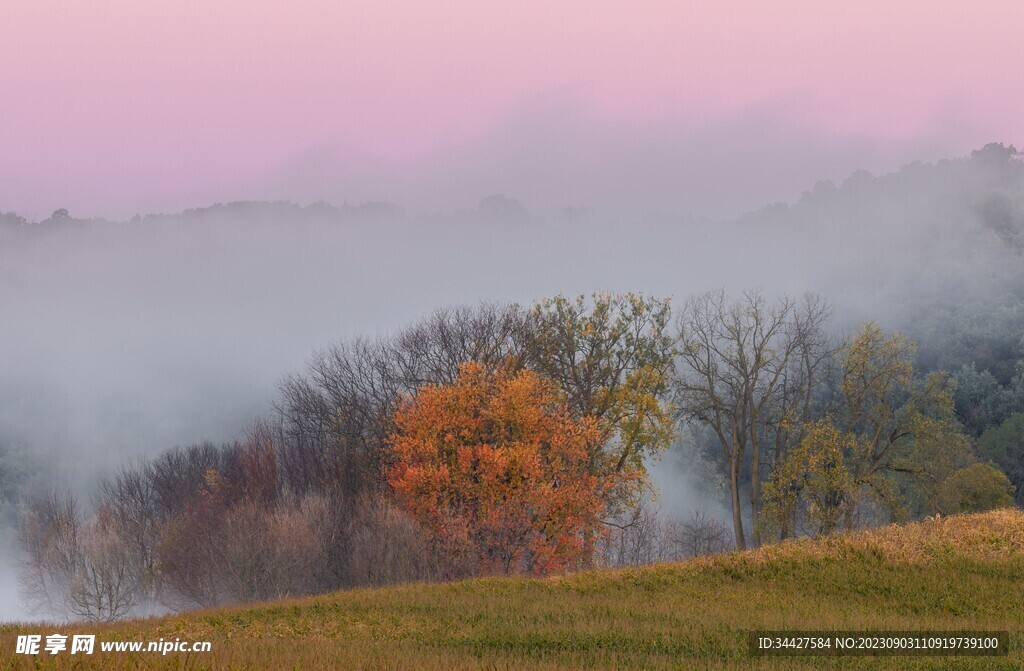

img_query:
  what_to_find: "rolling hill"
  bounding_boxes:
[3,508,1022,670]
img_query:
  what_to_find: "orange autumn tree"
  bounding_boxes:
[387,362,612,575]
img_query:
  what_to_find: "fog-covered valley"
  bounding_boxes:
[1,143,1022,621]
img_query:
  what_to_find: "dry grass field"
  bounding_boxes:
[3,509,1023,670]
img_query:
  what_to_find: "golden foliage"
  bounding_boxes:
[762,419,859,538]
[387,362,620,575]
[529,293,675,509]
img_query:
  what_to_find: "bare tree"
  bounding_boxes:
[389,303,533,387]
[67,510,138,622]
[18,490,138,622]
[674,290,833,549]
[676,508,731,557]
[17,489,81,617]
[149,443,230,519]
[97,464,160,605]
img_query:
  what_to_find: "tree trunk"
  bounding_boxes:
[730,455,746,551]
[750,435,761,547]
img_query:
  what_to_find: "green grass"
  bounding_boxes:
[3,510,1023,669]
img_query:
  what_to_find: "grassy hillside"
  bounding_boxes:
[3,510,1023,670]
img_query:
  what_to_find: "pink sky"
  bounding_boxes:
[2,0,1022,218]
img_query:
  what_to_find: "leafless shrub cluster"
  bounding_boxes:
[342,493,450,587]
[19,451,445,621]
[597,500,732,568]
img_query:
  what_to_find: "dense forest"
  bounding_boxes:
[2,144,1022,622]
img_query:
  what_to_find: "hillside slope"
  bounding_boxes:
[3,509,1023,670]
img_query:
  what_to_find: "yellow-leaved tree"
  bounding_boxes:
[763,322,1002,538]
[527,293,676,513]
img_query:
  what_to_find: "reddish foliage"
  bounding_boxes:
[387,362,609,575]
